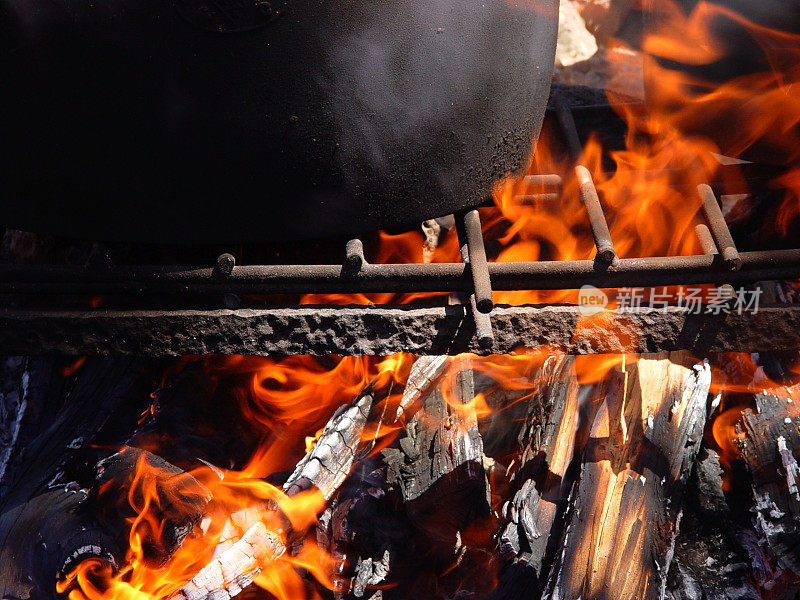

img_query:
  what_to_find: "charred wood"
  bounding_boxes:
[284,392,373,500]
[490,355,579,600]
[739,391,800,575]
[663,415,766,598]
[693,446,730,516]
[384,359,484,504]
[127,360,265,472]
[0,356,27,490]
[0,486,119,600]
[666,511,766,600]
[381,357,493,598]
[322,459,398,600]
[0,357,152,512]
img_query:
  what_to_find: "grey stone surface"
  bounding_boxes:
[0,304,798,356]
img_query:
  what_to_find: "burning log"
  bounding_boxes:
[384,358,484,504]
[542,354,711,600]
[319,356,453,600]
[284,392,374,500]
[0,447,210,600]
[92,448,213,567]
[172,391,374,600]
[491,354,579,599]
[739,391,800,575]
[380,356,493,597]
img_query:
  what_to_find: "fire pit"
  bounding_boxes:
[2,1,800,600]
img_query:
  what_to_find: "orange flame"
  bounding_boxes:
[59,354,417,600]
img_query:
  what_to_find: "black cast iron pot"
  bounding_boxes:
[0,0,558,243]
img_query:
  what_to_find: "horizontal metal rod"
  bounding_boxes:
[0,250,798,295]
[513,193,561,205]
[521,174,563,190]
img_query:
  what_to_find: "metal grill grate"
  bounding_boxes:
[1,92,799,355]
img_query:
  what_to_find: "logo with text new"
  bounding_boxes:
[578,285,608,316]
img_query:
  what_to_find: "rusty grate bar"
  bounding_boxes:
[1,95,799,355]
[575,165,616,263]
[456,209,494,314]
[455,211,494,349]
[0,249,799,295]
[698,184,741,270]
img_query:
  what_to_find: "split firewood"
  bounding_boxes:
[739,391,800,575]
[381,356,493,598]
[172,392,374,600]
[491,354,579,599]
[542,353,711,600]
[315,356,459,600]
[394,355,450,420]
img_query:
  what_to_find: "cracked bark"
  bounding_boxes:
[740,391,800,575]
[489,354,579,600]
